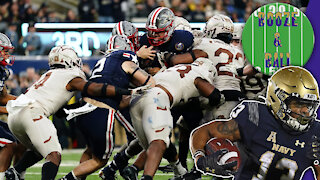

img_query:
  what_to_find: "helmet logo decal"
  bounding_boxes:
[175,42,184,51]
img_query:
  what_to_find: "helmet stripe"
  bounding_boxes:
[118,21,123,36]
[109,36,115,49]
[151,7,163,27]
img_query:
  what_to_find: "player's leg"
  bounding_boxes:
[162,142,187,177]
[6,149,43,180]
[100,108,142,179]
[0,142,16,179]
[62,108,115,180]
[24,108,62,180]
[121,150,146,180]
[0,121,17,179]
[79,147,92,163]
[140,89,173,178]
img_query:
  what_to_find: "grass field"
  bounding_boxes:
[24,148,213,180]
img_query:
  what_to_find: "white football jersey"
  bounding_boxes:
[154,58,217,107]
[25,68,86,116]
[194,38,245,91]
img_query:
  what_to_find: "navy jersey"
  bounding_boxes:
[139,30,194,69]
[87,50,137,109]
[0,66,10,92]
[0,67,15,145]
[232,100,319,180]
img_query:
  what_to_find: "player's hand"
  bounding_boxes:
[308,135,320,161]
[195,149,237,177]
[136,45,156,60]
[217,94,225,107]
[55,101,82,118]
[130,84,151,96]
[156,52,174,68]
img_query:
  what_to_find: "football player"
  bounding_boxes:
[190,66,320,179]
[0,33,18,180]
[112,21,156,60]
[6,44,141,180]
[101,9,196,179]
[99,22,156,180]
[129,57,224,180]
[60,35,155,180]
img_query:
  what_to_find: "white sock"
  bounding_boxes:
[20,171,26,179]
[171,160,187,176]
[0,172,5,180]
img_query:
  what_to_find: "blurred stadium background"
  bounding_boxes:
[0,0,309,179]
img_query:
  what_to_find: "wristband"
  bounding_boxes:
[193,150,205,159]
[189,51,196,61]
[101,83,108,96]
[115,87,131,96]
[82,81,93,97]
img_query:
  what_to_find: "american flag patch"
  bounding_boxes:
[123,53,131,58]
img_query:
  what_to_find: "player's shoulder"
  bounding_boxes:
[309,119,320,135]
[170,30,194,49]
[231,100,269,123]
[110,50,136,59]
[171,30,193,42]
[50,68,86,80]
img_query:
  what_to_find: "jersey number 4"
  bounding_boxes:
[34,72,52,89]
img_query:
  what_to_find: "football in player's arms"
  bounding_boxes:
[190,66,320,180]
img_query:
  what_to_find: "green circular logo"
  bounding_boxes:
[242,3,314,76]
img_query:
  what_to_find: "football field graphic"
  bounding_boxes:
[242,3,314,76]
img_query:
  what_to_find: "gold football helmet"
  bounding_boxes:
[266,66,319,132]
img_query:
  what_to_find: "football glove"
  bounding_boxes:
[195,149,237,177]
[130,84,151,96]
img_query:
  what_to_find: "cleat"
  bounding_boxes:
[99,166,116,180]
[120,165,138,180]
[169,169,201,180]
[5,168,21,180]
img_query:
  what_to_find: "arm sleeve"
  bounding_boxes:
[231,101,259,146]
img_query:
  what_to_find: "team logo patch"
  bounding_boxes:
[175,42,184,51]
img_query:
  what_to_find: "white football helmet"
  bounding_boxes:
[232,24,244,40]
[146,7,175,46]
[112,21,139,50]
[105,35,135,54]
[0,33,14,66]
[173,16,192,32]
[48,45,82,69]
[204,14,234,39]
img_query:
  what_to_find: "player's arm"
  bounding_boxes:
[169,49,208,66]
[190,119,241,162]
[0,106,8,114]
[237,64,259,77]
[313,165,320,180]
[122,61,156,87]
[0,86,16,105]
[194,77,222,106]
[66,77,131,97]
